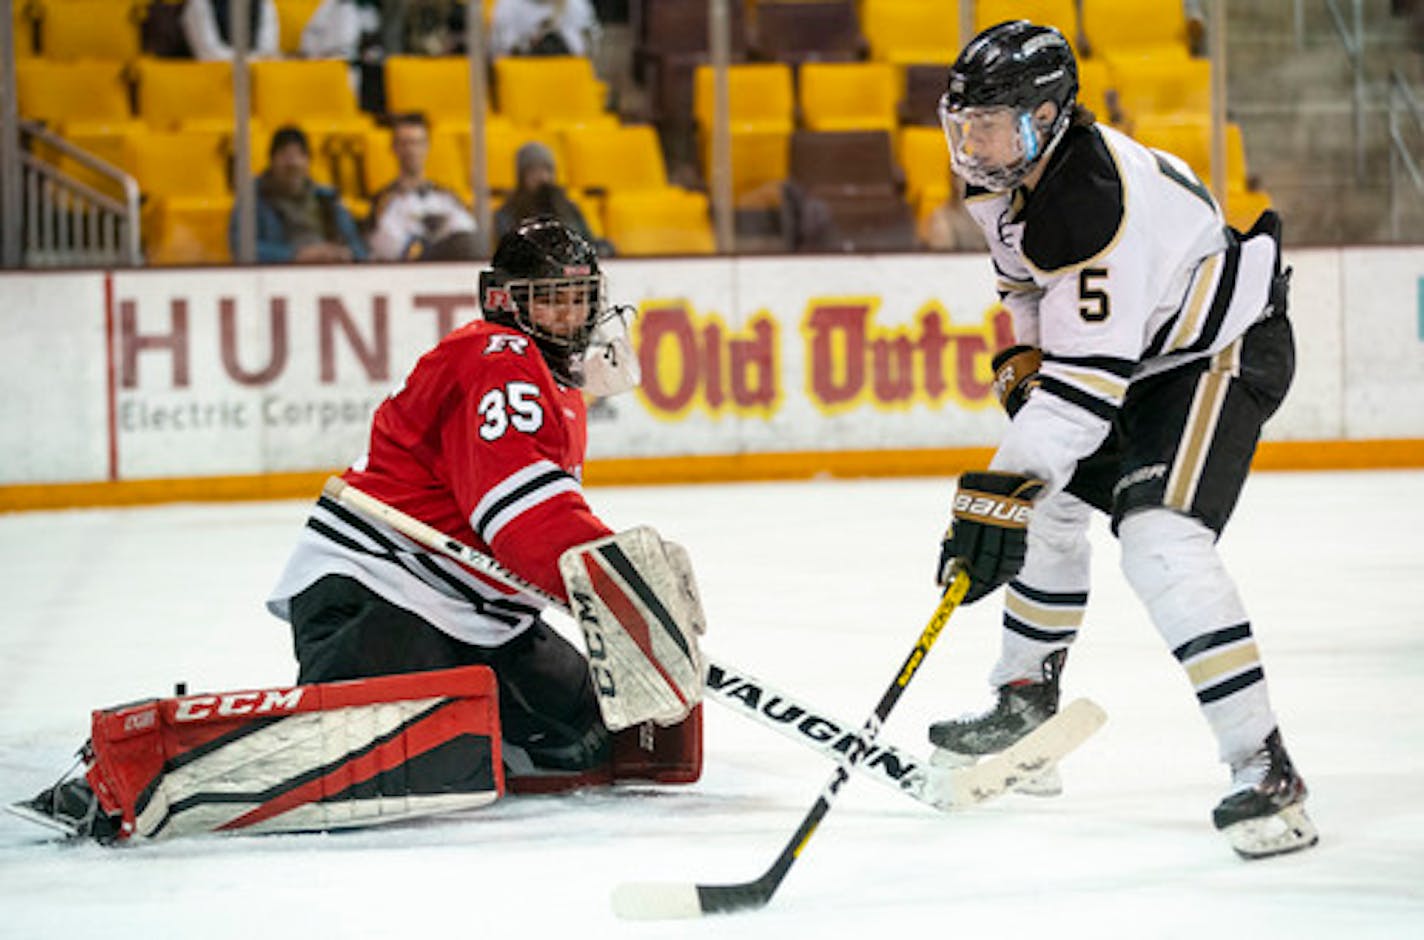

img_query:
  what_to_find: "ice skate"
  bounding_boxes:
[928,649,1067,796]
[1212,728,1318,859]
[7,771,120,843]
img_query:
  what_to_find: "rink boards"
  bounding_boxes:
[1,248,1421,508]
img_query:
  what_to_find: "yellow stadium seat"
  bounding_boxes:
[1076,57,1115,123]
[714,132,793,205]
[127,131,231,199]
[135,59,236,131]
[39,0,142,60]
[1081,0,1190,59]
[569,190,605,238]
[493,56,609,130]
[144,197,234,265]
[693,63,795,203]
[1225,187,1271,233]
[798,61,899,134]
[860,0,959,65]
[385,56,489,127]
[898,125,951,225]
[362,125,472,202]
[562,124,669,193]
[130,129,233,265]
[604,188,715,256]
[975,0,1080,51]
[479,123,568,194]
[693,63,794,133]
[1107,53,1211,122]
[250,59,369,126]
[1130,114,1251,191]
[249,59,372,191]
[17,59,139,193]
[274,0,324,55]
[16,58,130,124]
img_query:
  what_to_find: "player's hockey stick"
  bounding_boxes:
[320,477,1104,814]
[702,659,1104,811]
[612,571,972,919]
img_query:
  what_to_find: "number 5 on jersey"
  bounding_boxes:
[478,382,544,440]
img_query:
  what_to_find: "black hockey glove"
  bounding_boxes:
[936,471,1045,604]
[991,345,1042,417]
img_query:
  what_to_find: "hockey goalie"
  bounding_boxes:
[10,220,706,842]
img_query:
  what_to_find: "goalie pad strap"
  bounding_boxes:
[86,666,503,841]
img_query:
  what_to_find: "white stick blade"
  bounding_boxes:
[942,697,1107,806]
[611,881,704,920]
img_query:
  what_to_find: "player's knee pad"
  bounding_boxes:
[1022,491,1094,588]
[1119,509,1246,641]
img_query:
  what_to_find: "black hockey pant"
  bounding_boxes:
[288,574,609,772]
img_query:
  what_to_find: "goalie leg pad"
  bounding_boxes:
[612,706,703,785]
[85,666,504,841]
[560,526,706,731]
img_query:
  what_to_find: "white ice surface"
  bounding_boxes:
[1,472,1422,938]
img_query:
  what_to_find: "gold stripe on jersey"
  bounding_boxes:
[1165,253,1222,353]
[1185,641,1261,686]
[996,276,1039,294]
[1165,339,1243,510]
[1042,363,1130,406]
[1005,590,1087,629]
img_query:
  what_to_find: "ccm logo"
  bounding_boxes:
[953,493,1032,526]
[173,688,305,722]
[123,709,157,732]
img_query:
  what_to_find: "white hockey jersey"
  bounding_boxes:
[963,121,1281,495]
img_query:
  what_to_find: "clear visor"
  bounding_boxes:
[938,96,1039,191]
[508,274,606,353]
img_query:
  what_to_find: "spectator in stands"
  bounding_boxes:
[300,0,388,112]
[393,0,467,55]
[233,125,368,264]
[366,113,479,261]
[181,0,281,60]
[494,141,611,255]
[490,0,600,57]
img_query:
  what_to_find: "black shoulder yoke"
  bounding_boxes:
[1019,125,1124,274]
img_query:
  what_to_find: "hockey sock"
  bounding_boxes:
[1119,509,1278,764]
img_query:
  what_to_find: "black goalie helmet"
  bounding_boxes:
[479,218,608,387]
[939,20,1078,191]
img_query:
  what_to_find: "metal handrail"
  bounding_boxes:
[1322,0,1368,183]
[18,120,141,267]
[1387,69,1424,239]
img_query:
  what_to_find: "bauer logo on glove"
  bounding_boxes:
[937,471,1044,604]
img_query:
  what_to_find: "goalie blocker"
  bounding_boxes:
[559,526,707,733]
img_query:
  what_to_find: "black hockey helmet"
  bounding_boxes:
[479,217,607,387]
[939,20,1078,191]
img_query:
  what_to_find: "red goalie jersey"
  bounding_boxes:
[267,317,613,648]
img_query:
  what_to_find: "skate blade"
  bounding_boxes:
[1222,803,1319,859]
[5,801,81,838]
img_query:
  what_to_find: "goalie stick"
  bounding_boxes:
[321,478,1104,814]
[612,571,972,919]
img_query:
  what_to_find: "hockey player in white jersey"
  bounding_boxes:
[926,20,1317,859]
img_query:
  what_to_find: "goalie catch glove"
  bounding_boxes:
[936,471,1044,604]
